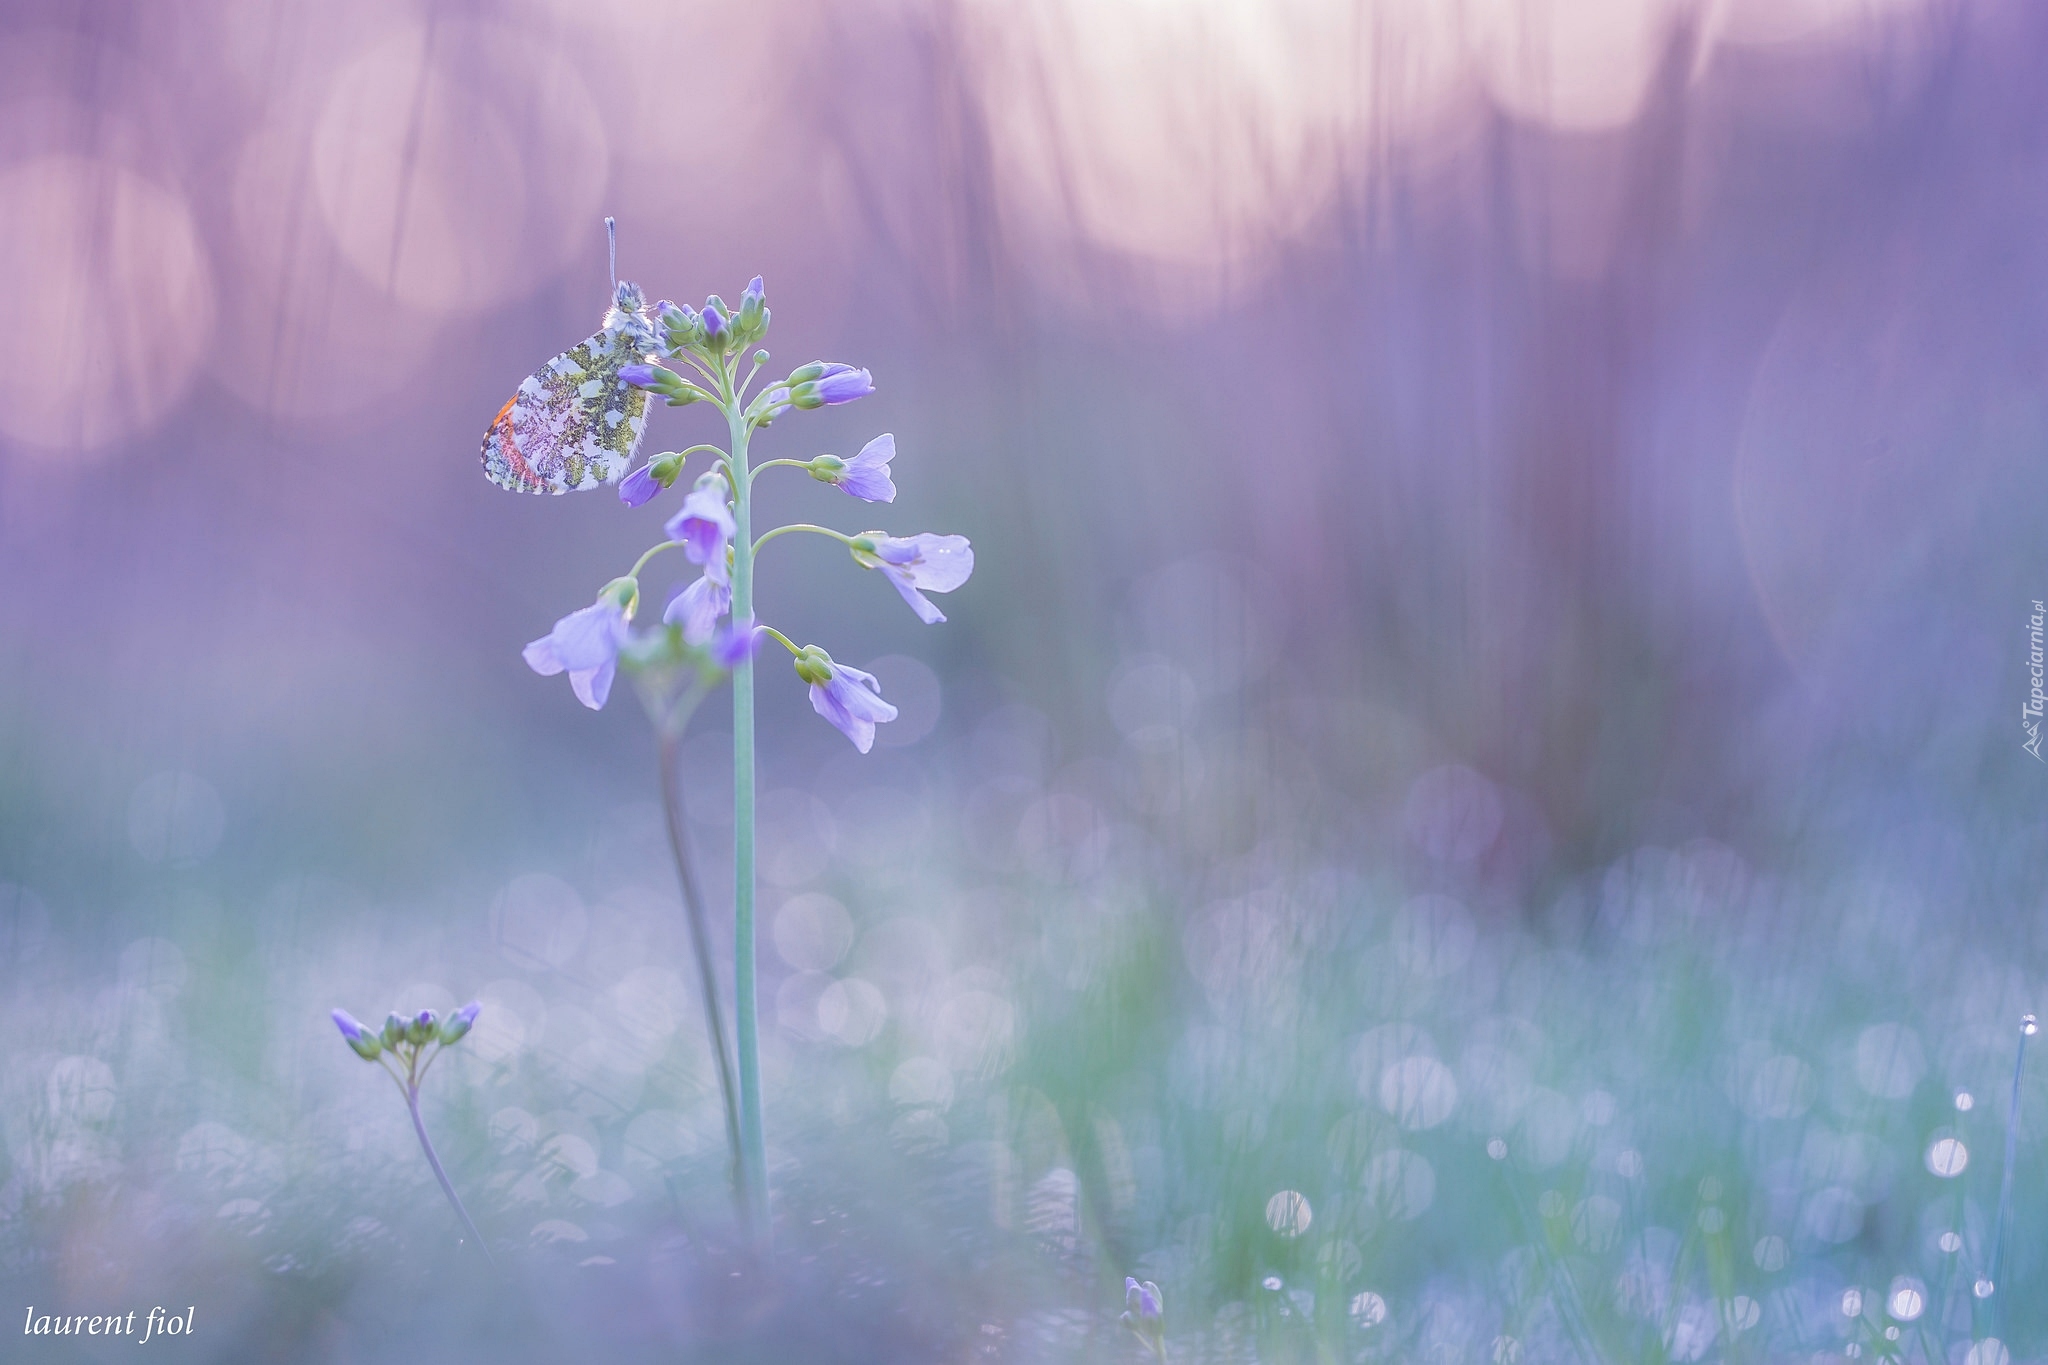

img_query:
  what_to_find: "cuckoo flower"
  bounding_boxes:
[1122,1279,1166,1360]
[794,646,897,753]
[666,573,731,646]
[666,472,735,584]
[759,362,875,419]
[851,532,974,624]
[333,1000,491,1265]
[620,451,686,508]
[524,581,636,710]
[332,1009,380,1060]
[810,433,897,502]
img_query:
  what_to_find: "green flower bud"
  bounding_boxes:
[807,454,848,484]
[440,1002,481,1045]
[406,1009,438,1045]
[793,645,834,686]
[788,361,828,385]
[381,1012,407,1047]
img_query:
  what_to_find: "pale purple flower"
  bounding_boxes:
[1124,1279,1162,1323]
[832,433,897,502]
[619,363,659,388]
[440,1001,481,1044]
[332,1008,380,1059]
[711,616,760,669]
[619,463,662,507]
[665,573,731,645]
[858,533,973,624]
[523,599,629,710]
[702,301,727,339]
[665,474,734,584]
[808,363,873,406]
[807,657,897,753]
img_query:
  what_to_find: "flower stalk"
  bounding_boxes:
[332,1006,492,1268]
[505,250,973,1247]
[724,392,770,1230]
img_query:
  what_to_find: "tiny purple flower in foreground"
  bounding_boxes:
[524,598,630,710]
[856,532,974,624]
[333,1008,381,1059]
[795,648,897,752]
[822,433,897,502]
[1125,1278,1162,1322]
[665,473,735,584]
[666,574,731,645]
[441,1000,480,1043]
[619,363,659,389]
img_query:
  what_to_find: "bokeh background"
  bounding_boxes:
[4,0,2048,1360]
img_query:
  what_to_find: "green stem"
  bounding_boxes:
[724,369,770,1237]
[748,457,813,484]
[629,539,687,580]
[753,523,856,556]
[406,1080,494,1268]
[757,625,803,656]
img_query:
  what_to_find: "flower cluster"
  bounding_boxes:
[332,1001,480,1067]
[522,275,972,751]
[1122,1278,1166,1361]
[332,1000,492,1260]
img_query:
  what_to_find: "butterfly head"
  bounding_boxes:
[605,281,658,353]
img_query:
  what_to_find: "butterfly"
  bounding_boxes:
[481,221,661,494]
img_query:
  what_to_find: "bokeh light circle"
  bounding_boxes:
[0,154,214,455]
[312,22,606,315]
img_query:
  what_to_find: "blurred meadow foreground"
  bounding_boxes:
[5,1,2048,1361]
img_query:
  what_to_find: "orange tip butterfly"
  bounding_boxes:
[481,218,658,494]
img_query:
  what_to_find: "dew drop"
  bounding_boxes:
[1262,1275,1283,1291]
[1939,1231,1963,1254]
[1841,1288,1863,1316]
[1885,1327,1900,1342]
[2024,1014,2039,1037]
[1956,1091,1975,1111]
[1975,1278,1996,1299]
[1926,1136,1969,1177]
[1486,1137,1507,1160]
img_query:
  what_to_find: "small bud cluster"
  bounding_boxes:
[655,276,771,368]
[332,1002,480,1071]
[1122,1278,1166,1360]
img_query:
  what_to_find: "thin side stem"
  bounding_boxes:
[753,523,856,556]
[405,1082,494,1268]
[724,376,770,1236]
[657,729,747,1227]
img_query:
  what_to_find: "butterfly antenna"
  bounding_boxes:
[605,217,618,291]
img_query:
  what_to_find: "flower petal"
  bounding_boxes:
[618,464,661,507]
[665,574,730,645]
[549,601,627,671]
[522,636,567,676]
[569,658,617,710]
[883,566,946,623]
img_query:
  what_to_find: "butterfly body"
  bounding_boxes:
[481,281,659,494]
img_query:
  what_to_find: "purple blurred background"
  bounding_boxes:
[4,1,2048,1356]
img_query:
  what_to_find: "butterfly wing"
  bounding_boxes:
[481,322,651,494]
